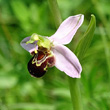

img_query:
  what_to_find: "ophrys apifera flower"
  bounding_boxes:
[20,14,84,78]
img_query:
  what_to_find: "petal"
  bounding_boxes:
[49,14,84,45]
[52,44,82,78]
[20,37,38,53]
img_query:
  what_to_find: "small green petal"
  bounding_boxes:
[26,33,51,50]
[26,33,39,44]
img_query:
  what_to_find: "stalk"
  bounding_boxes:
[68,78,82,110]
[48,0,62,28]
[48,0,83,110]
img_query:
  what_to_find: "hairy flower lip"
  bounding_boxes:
[20,14,84,78]
[28,56,47,78]
[28,50,56,78]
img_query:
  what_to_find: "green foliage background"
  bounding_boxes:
[0,0,110,110]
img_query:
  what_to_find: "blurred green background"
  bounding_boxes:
[0,0,110,110]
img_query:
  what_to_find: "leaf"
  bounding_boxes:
[11,1,31,32]
[75,14,96,61]
[7,103,55,110]
[11,1,29,22]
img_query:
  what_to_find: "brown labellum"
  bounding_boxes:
[28,50,55,78]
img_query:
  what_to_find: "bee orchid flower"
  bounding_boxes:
[20,14,84,78]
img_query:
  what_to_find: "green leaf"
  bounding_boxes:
[7,103,55,110]
[11,1,29,22]
[75,14,96,61]
[11,1,31,32]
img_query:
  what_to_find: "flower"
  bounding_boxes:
[20,14,84,78]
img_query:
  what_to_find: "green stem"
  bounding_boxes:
[48,0,62,28]
[68,78,82,110]
[48,0,82,110]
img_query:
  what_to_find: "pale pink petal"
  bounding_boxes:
[49,14,84,45]
[52,44,82,78]
[20,37,38,53]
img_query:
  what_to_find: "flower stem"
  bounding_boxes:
[48,0,62,28]
[48,0,83,110]
[68,78,82,110]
